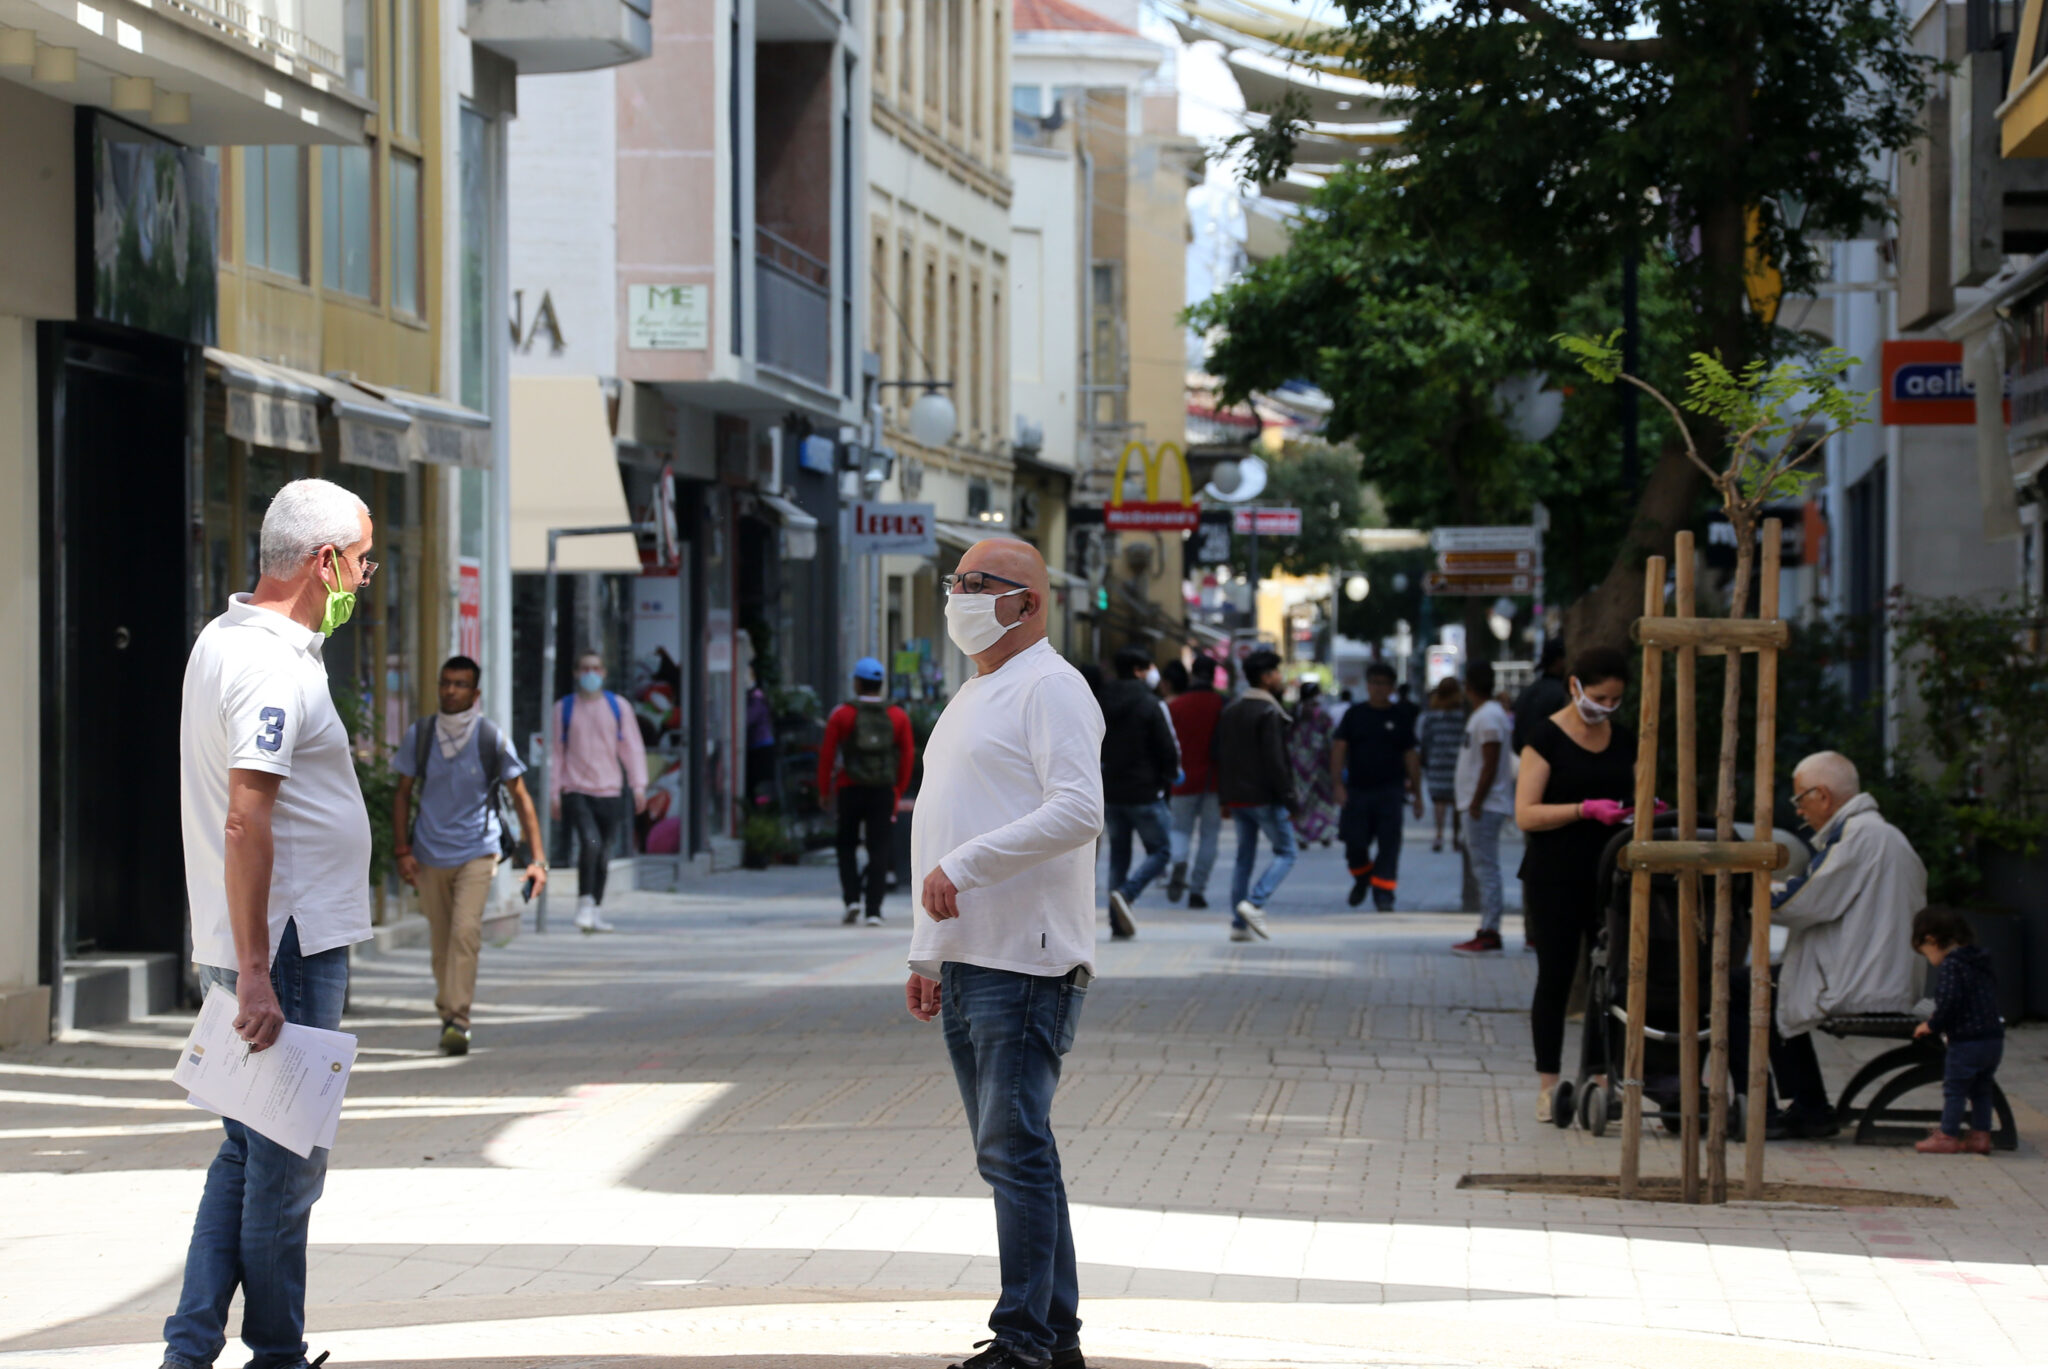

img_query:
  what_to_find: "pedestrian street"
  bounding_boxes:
[3,826,2046,1369]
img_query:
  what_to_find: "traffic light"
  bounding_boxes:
[1094,586,1109,612]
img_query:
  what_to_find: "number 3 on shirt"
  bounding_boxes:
[256,706,285,753]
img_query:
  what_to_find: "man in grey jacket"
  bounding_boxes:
[1765,751,1926,1138]
[1214,649,1295,941]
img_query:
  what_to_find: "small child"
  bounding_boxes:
[1911,907,2004,1155]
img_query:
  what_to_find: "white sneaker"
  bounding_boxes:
[843,904,862,925]
[1229,926,1255,942]
[1536,1089,1554,1124]
[1234,900,1272,940]
[574,896,597,933]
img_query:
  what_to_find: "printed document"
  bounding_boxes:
[172,984,357,1158]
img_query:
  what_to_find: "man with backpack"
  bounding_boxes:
[818,656,916,924]
[393,655,548,1055]
[549,650,649,934]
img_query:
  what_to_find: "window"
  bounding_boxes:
[923,0,939,113]
[991,287,1004,437]
[204,148,229,261]
[898,0,913,101]
[874,0,888,93]
[459,108,491,411]
[969,0,982,141]
[343,0,372,97]
[947,268,960,401]
[969,279,982,436]
[322,143,376,299]
[389,0,418,137]
[871,233,887,355]
[391,151,422,316]
[946,0,962,126]
[243,146,305,280]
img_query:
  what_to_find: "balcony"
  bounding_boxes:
[755,227,829,390]
[0,0,370,143]
[465,0,650,73]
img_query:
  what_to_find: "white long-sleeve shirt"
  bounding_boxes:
[909,638,1106,980]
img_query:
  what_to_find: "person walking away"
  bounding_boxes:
[906,539,1104,1369]
[1450,661,1515,957]
[1214,649,1295,941]
[1098,645,1178,940]
[1330,662,1423,911]
[1419,678,1468,853]
[163,478,377,1369]
[1513,646,1637,1123]
[1910,907,2004,1154]
[549,650,648,933]
[393,655,548,1055]
[1288,682,1341,847]
[1512,640,1569,754]
[1165,656,1227,909]
[818,656,916,925]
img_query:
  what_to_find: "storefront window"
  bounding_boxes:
[391,152,423,317]
[322,143,376,300]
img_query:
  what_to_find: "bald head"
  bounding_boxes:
[953,538,1049,672]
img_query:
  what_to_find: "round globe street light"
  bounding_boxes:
[908,389,957,447]
[1203,454,1268,503]
[1345,574,1370,602]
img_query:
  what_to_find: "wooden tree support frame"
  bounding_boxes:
[1617,520,1785,1203]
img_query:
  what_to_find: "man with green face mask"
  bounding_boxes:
[166,477,375,1369]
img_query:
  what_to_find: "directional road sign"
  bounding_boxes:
[1436,549,1537,572]
[1233,507,1303,535]
[1430,525,1541,553]
[1425,570,1534,596]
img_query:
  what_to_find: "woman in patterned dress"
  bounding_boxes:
[1288,681,1340,846]
[1419,676,1469,852]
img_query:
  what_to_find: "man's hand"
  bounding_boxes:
[1469,800,1486,821]
[525,862,549,895]
[235,973,286,1052]
[1411,791,1425,819]
[632,791,648,816]
[921,864,962,920]
[549,795,561,822]
[1332,780,1348,808]
[818,788,832,813]
[396,852,421,887]
[906,973,942,1022]
[1914,1021,1932,1040]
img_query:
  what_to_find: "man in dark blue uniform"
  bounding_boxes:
[1330,661,1423,910]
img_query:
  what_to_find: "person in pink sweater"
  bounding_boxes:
[549,650,648,932]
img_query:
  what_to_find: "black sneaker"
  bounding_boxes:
[1373,892,1395,913]
[1107,891,1138,940]
[439,1020,470,1057]
[947,1340,1049,1369]
[1347,874,1371,907]
[1186,891,1208,909]
[1165,862,1187,902]
[1052,1348,1087,1369]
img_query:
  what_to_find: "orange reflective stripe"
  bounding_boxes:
[1370,877,1398,891]
[1348,863,1375,877]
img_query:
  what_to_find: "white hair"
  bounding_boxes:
[259,478,369,580]
[1794,750,1861,800]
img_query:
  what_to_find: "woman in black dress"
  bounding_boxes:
[1514,646,1637,1122]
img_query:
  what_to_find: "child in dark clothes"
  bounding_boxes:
[1911,907,2005,1155]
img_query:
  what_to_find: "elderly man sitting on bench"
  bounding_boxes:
[1765,751,1926,1140]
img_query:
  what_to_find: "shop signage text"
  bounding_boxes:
[1880,339,2009,426]
[1105,441,1200,531]
[1232,507,1303,536]
[627,283,710,351]
[850,501,937,556]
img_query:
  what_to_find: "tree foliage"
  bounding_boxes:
[1225,439,1379,580]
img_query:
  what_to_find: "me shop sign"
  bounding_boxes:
[1881,340,2009,426]
[850,501,937,556]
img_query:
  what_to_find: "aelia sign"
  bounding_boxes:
[849,501,937,556]
[1232,507,1303,536]
[1104,441,1201,531]
[1880,339,2008,426]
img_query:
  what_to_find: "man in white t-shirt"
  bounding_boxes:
[908,538,1105,1369]
[162,479,376,1369]
[1451,660,1516,957]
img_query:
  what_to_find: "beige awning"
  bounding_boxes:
[354,381,492,469]
[510,375,642,572]
[205,349,323,454]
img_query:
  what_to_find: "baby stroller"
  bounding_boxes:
[1555,813,1813,1135]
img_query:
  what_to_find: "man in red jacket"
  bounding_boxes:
[1165,655,1228,908]
[817,657,916,925]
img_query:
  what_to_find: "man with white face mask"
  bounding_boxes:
[907,539,1106,1369]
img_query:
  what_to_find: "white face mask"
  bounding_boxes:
[946,587,1026,656]
[1572,679,1620,725]
[1143,666,1161,689]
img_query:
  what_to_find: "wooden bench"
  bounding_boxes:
[1821,1013,2017,1150]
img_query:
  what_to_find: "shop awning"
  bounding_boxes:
[757,493,819,561]
[206,349,323,454]
[353,382,492,469]
[308,375,415,473]
[509,375,641,572]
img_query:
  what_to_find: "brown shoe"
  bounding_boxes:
[1915,1129,1967,1154]
[1965,1129,1994,1155]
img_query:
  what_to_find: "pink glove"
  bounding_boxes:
[1581,799,1632,826]
[1652,799,1672,815]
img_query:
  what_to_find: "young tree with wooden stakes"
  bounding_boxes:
[1557,334,1870,1201]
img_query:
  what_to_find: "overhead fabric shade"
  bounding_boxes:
[354,382,492,469]
[206,348,323,454]
[310,375,414,472]
[757,493,819,561]
[510,375,642,572]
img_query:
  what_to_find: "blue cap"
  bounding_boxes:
[852,656,886,683]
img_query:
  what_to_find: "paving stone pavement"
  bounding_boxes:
[2,823,2045,1368]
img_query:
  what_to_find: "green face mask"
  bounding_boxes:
[320,548,357,637]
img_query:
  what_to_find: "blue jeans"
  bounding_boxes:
[941,961,1086,1366]
[1168,791,1222,897]
[163,919,350,1369]
[1229,804,1299,919]
[1468,810,1507,932]
[1941,1037,2003,1135]
[1105,799,1172,903]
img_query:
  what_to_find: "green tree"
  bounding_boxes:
[1219,0,1931,650]
[1227,439,1380,580]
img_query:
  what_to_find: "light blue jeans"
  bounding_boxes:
[941,961,1087,1366]
[163,919,349,1369]
[1229,803,1299,920]
[1168,791,1222,897]
[1104,799,1172,903]
[1468,809,1507,933]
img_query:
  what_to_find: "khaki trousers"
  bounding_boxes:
[415,854,498,1028]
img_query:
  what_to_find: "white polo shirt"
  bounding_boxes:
[181,594,373,969]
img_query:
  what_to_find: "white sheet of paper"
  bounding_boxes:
[172,984,357,1158]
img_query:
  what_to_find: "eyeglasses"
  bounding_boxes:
[942,571,1026,595]
[1791,785,1823,807]
[331,548,378,589]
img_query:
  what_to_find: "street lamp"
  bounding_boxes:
[875,379,957,448]
[1204,454,1268,503]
